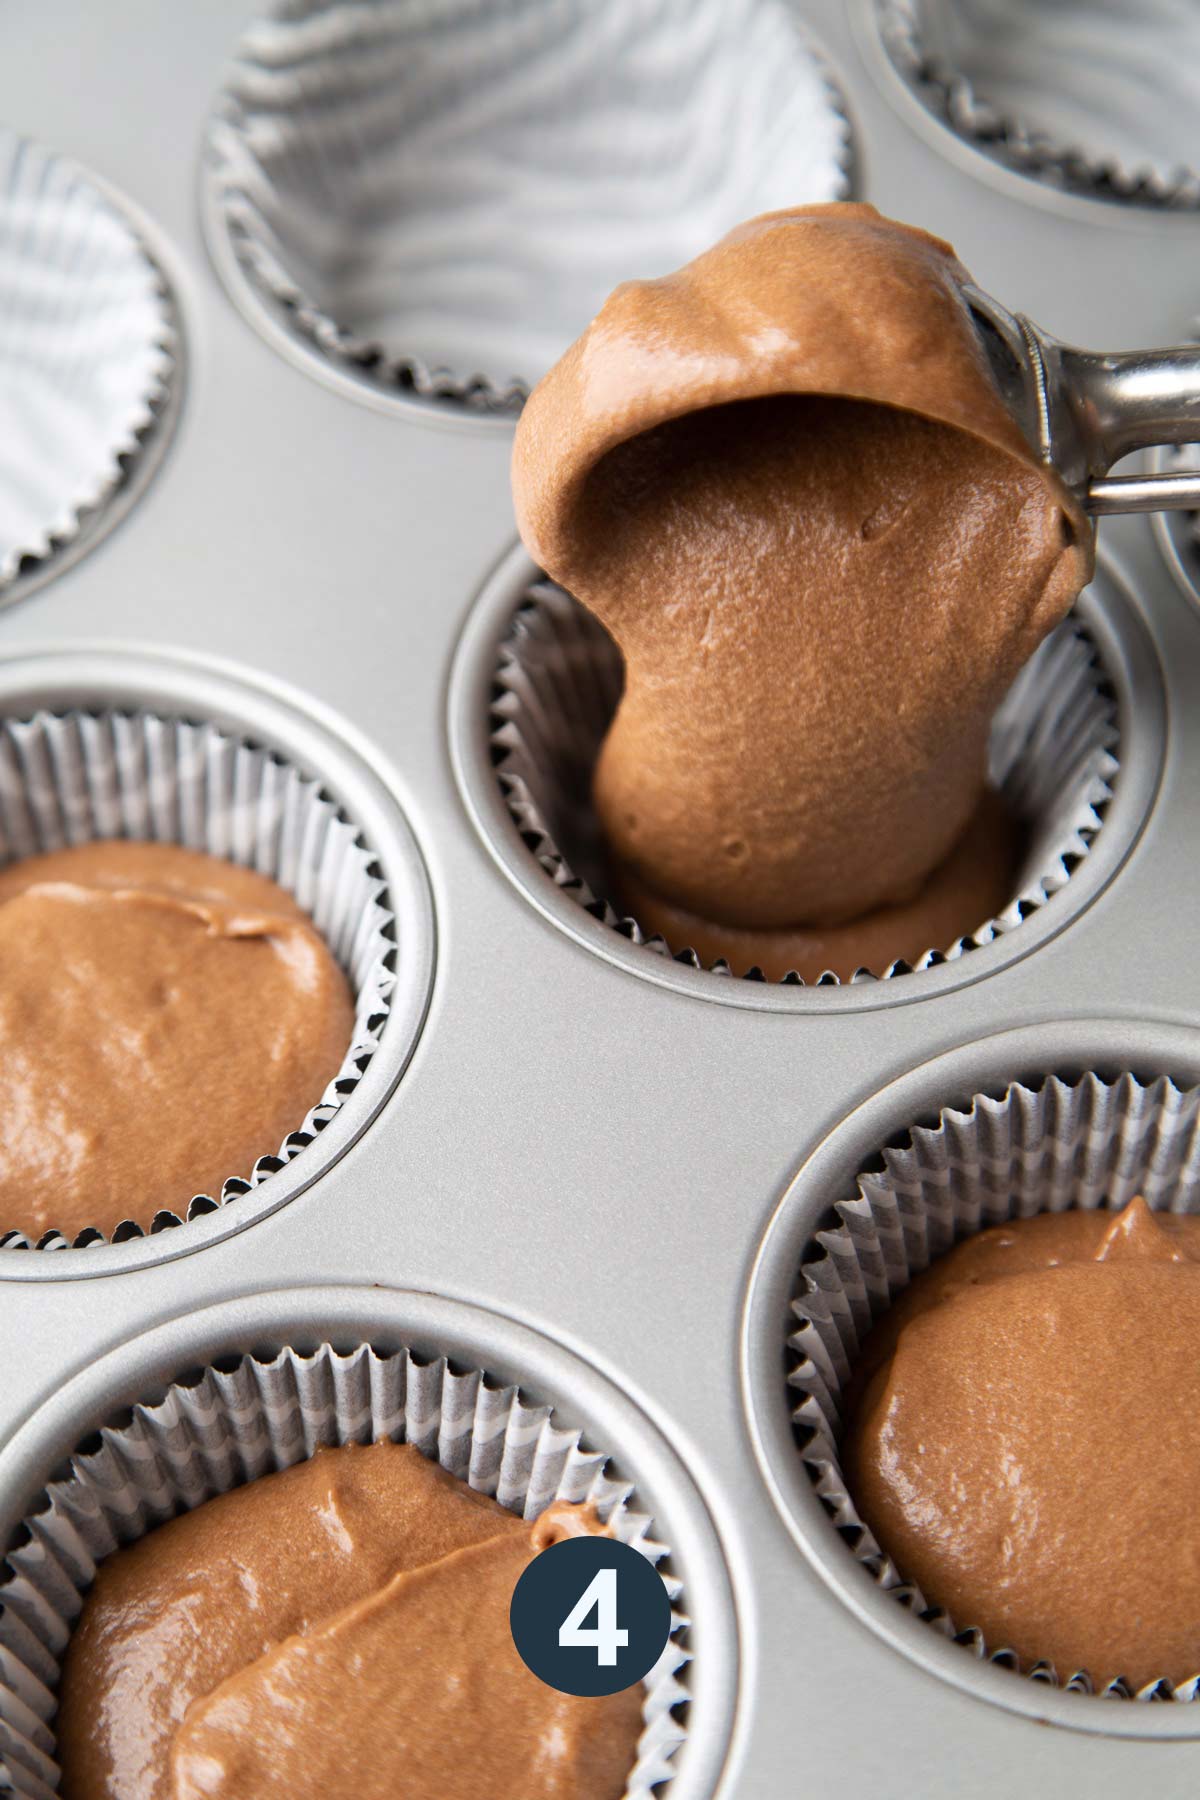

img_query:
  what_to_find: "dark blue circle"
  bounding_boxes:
[509,1532,672,1697]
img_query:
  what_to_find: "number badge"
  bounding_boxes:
[509,1534,672,1697]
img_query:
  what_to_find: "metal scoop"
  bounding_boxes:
[963,285,1200,516]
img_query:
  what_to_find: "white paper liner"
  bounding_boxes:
[489,581,1119,985]
[789,1068,1200,1699]
[0,1341,690,1799]
[0,128,176,589]
[878,0,1200,208]
[0,709,395,1253]
[205,0,853,414]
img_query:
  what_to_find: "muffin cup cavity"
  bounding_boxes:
[789,1067,1200,1699]
[877,0,1200,208]
[203,0,853,418]
[0,708,396,1253]
[0,128,178,596]
[0,1340,691,1800]
[489,578,1119,986]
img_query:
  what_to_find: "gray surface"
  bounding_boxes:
[1,0,1200,1794]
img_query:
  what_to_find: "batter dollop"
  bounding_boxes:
[846,1198,1200,1688]
[0,840,354,1239]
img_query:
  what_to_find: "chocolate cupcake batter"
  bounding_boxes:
[58,1441,643,1800]
[0,841,353,1241]
[846,1197,1200,1688]
[171,1501,637,1800]
[621,788,1018,982]
[512,203,1091,974]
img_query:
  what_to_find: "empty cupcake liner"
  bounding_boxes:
[878,0,1200,208]
[204,0,853,415]
[0,128,177,590]
[489,580,1119,985]
[0,1340,689,1800]
[0,709,395,1252]
[789,1067,1200,1699]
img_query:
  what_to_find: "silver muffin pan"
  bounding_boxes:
[451,544,1160,1007]
[4,2,1200,1797]
[0,1289,737,1800]
[745,1018,1200,1740]
[0,646,434,1268]
[872,0,1200,208]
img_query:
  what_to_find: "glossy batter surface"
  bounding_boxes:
[0,840,353,1239]
[170,1503,642,1800]
[846,1198,1200,1687]
[59,1441,644,1800]
[513,203,1091,952]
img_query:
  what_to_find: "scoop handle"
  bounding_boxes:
[1054,342,1200,515]
[1087,469,1200,516]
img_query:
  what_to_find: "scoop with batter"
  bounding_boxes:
[512,203,1093,978]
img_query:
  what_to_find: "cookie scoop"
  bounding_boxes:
[512,203,1093,936]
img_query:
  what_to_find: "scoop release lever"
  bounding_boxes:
[963,285,1200,517]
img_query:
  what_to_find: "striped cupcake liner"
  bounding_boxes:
[0,708,395,1252]
[878,0,1200,209]
[0,128,177,594]
[489,580,1119,985]
[0,1340,689,1799]
[204,0,853,415]
[790,1068,1200,1697]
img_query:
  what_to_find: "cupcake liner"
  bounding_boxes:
[489,580,1119,985]
[878,0,1200,208]
[0,1340,689,1800]
[0,128,176,590]
[0,709,395,1253]
[789,1068,1200,1699]
[204,0,853,415]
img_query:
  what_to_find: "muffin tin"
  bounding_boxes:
[746,1031,1200,1725]
[874,0,1200,208]
[3,1,1200,1796]
[0,647,433,1257]
[0,1294,736,1799]
[452,547,1154,1002]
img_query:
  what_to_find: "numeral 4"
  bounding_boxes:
[558,1567,629,1667]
